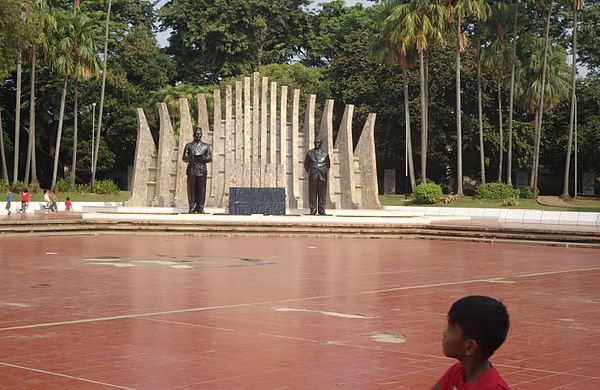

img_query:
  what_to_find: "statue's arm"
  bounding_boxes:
[203,145,213,163]
[325,154,331,169]
[304,151,310,172]
[182,144,190,162]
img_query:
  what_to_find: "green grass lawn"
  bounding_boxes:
[379,194,600,212]
[12,191,131,203]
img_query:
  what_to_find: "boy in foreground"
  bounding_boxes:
[432,295,510,390]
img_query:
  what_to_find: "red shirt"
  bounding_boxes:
[21,192,30,202]
[432,362,509,390]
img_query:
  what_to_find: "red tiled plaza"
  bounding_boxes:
[1,235,599,389]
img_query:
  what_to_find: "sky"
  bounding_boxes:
[154,0,370,48]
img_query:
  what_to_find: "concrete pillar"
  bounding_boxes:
[128,108,157,206]
[278,86,288,191]
[235,81,244,187]
[175,98,194,208]
[319,99,338,209]
[252,72,260,187]
[224,85,235,202]
[334,104,359,209]
[260,76,269,186]
[301,94,316,208]
[154,103,177,207]
[290,89,302,208]
[208,89,224,207]
[243,77,252,187]
[355,113,381,209]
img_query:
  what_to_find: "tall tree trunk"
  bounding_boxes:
[52,78,69,189]
[71,79,78,186]
[507,4,519,186]
[497,77,504,182]
[561,0,578,199]
[404,69,416,191]
[419,49,427,183]
[0,110,8,182]
[424,50,429,179]
[92,0,112,186]
[456,16,464,195]
[24,47,36,185]
[13,51,22,184]
[532,0,553,198]
[531,110,540,188]
[477,32,486,184]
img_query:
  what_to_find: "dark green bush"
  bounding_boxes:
[92,179,119,195]
[0,179,8,193]
[475,183,519,199]
[74,184,89,194]
[55,178,71,193]
[519,186,534,199]
[10,180,27,193]
[502,197,520,207]
[414,182,443,204]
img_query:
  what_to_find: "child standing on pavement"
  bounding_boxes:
[5,189,12,215]
[65,197,73,212]
[21,188,30,212]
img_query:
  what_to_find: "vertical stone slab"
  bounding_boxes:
[243,77,252,187]
[334,104,359,209]
[197,94,210,132]
[252,72,260,187]
[175,98,194,208]
[277,86,288,191]
[224,85,235,203]
[207,89,224,207]
[260,76,269,186]
[384,169,396,195]
[265,81,277,187]
[155,103,177,207]
[355,113,381,209]
[235,81,244,186]
[290,89,303,209]
[128,108,157,206]
[301,94,316,208]
[318,99,338,209]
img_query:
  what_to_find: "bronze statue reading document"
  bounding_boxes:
[304,137,331,215]
[182,127,212,213]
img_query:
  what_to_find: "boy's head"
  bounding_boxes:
[443,295,509,361]
[66,197,70,201]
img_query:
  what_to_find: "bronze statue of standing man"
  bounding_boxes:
[183,127,212,213]
[304,137,330,215]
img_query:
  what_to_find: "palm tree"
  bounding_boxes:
[482,2,512,183]
[475,25,486,184]
[92,0,112,187]
[372,0,416,192]
[13,51,23,185]
[51,11,100,188]
[24,0,57,186]
[448,0,490,195]
[387,0,446,184]
[516,34,570,190]
[506,2,522,186]
[531,0,554,197]
[0,109,8,182]
[561,0,584,199]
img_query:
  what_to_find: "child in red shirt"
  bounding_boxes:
[432,296,510,390]
[21,189,30,211]
[65,197,73,212]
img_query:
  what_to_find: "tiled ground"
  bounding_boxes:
[0,235,599,389]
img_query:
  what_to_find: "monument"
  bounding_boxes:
[304,137,330,215]
[182,127,212,213]
[128,72,382,210]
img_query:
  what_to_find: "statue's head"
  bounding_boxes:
[194,127,203,141]
[314,137,323,149]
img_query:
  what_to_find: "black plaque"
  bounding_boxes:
[229,187,286,215]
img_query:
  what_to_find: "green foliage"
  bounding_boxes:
[414,182,443,204]
[55,178,71,193]
[0,179,8,193]
[519,186,534,199]
[10,180,27,193]
[0,0,41,77]
[475,183,520,199]
[29,182,41,194]
[92,179,119,194]
[502,197,520,207]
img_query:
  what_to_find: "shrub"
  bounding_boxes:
[74,184,89,194]
[92,179,119,195]
[475,183,519,199]
[29,182,41,194]
[414,182,443,204]
[55,178,71,193]
[519,186,534,199]
[0,179,8,193]
[10,180,27,193]
[502,197,520,207]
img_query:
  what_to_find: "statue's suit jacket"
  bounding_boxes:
[304,148,331,181]
[183,140,212,176]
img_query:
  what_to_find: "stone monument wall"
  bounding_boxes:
[128,72,382,210]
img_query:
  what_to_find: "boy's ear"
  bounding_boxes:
[463,338,479,357]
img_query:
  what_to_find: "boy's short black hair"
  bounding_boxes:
[66,197,70,200]
[448,295,509,359]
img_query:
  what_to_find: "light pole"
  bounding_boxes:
[574,95,578,198]
[91,103,96,175]
[405,121,409,200]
